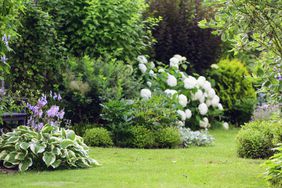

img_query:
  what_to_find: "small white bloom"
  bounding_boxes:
[203,81,212,91]
[138,63,147,73]
[170,57,180,69]
[211,95,220,107]
[218,103,223,111]
[176,121,185,127]
[211,64,219,69]
[206,99,212,107]
[199,117,209,129]
[146,81,152,87]
[158,68,165,73]
[174,54,187,62]
[198,103,208,115]
[178,94,188,107]
[184,76,197,89]
[137,55,148,64]
[192,89,203,101]
[149,70,155,77]
[208,89,216,98]
[197,76,206,87]
[167,74,177,87]
[164,89,178,96]
[223,122,229,130]
[199,95,205,103]
[177,110,186,121]
[185,109,192,119]
[140,88,152,100]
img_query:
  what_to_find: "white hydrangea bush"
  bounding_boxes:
[137,55,224,130]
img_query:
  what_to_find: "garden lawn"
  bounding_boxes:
[0,129,267,188]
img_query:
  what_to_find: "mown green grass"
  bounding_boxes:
[0,129,267,188]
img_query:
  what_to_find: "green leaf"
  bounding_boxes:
[43,152,56,167]
[66,130,76,140]
[19,142,30,150]
[0,150,8,160]
[30,142,46,154]
[18,158,33,171]
[61,139,74,149]
[51,159,62,169]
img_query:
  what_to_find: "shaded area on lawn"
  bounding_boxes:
[0,129,267,188]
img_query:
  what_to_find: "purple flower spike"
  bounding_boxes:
[0,55,8,64]
[57,94,62,101]
[277,75,282,81]
[2,34,10,47]
[47,105,59,117]
[57,109,65,119]
[37,95,48,107]
[53,93,58,100]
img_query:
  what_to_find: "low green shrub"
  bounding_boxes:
[209,59,257,126]
[0,125,97,171]
[83,128,113,147]
[128,126,155,148]
[263,144,282,188]
[155,127,181,148]
[72,124,99,137]
[237,119,282,159]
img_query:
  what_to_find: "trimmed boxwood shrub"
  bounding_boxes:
[209,59,257,126]
[237,119,282,159]
[83,128,113,147]
[154,127,181,148]
[128,126,155,148]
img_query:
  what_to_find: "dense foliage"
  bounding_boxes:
[199,0,282,103]
[154,127,181,148]
[0,125,97,171]
[127,126,155,148]
[209,59,257,125]
[83,128,113,147]
[148,0,221,74]
[7,3,64,97]
[39,0,153,61]
[63,56,141,123]
[263,144,282,188]
[237,119,282,159]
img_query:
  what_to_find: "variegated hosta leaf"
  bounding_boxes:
[18,158,33,171]
[43,152,56,167]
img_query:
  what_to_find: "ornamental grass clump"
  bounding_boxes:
[137,55,224,130]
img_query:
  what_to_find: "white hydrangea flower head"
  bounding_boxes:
[169,57,180,69]
[177,110,186,121]
[164,89,178,97]
[176,121,185,127]
[167,74,177,87]
[203,81,212,91]
[185,109,192,119]
[174,54,187,62]
[146,81,152,87]
[206,99,212,107]
[149,70,155,77]
[198,103,208,115]
[178,94,188,107]
[197,76,206,87]
[192,89,203,101]
[223,122,229,130]
[140,88,152,100]
[137,55,148,64]
[208,89,216,98]
[138,63,147,74]
[184,76,197,89]
[199,117,209,129]
[218,103,223,111]
[211,95,220,107]
[211,64,219,69]
[199,95,205,103]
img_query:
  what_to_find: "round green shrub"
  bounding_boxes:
[209,59,257,126]
[83,128,113,147]
[154,127,181,148]
[128,126,155,148]
[236,119,282,159]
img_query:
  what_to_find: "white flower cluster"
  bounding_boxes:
[137,54,224,129]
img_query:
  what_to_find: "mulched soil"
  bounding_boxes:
[0,166,18,174]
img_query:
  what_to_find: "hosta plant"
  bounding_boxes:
[137,55,224,130]
[0,124,97,171]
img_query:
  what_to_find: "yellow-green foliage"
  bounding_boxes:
[209,59,257,125]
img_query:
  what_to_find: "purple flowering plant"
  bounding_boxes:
[26,91,67,131]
